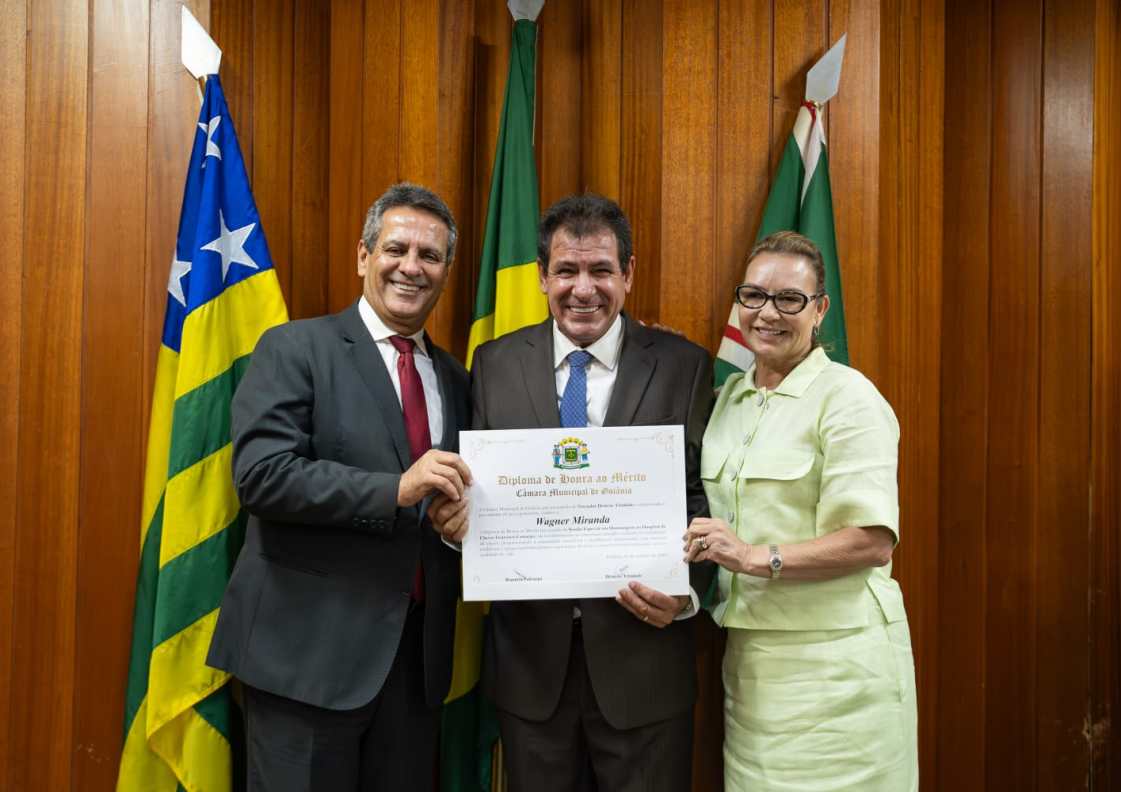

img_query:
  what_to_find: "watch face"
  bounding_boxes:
[770,556,782,570]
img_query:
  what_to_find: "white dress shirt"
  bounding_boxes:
[552,314,625,427]
[553,315,698,620]
[358,296,444,447]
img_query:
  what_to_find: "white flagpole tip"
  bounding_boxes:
[508,0,545,22]
[182,6,222,80]
[805,33,846,105]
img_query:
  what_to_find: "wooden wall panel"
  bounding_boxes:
[1037,0,1095,786]
[985,4,1043,790]
[620,0,664,323]
[537,0,582,211]
[0,0,26,779]
[828,0,881,379]
[291,0,330,320]
[471,1,511,280]
[937,0,991,785]
[8,1,88,788]
[211,0,255,176]
[661,0,717,345]
[400,0,441,188]
[1091,0,1121,784]
[878,0,942,783]
[252,0,296,302]
[772,0,826,175]
[580,0,622,199]
[327,0,364,311]
[712,0,771,337]
[73,1,151,788]
[1,2,1116,789]
[363,0,402,195]
[428,0,478,356]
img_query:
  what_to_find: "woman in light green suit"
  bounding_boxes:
[685,231,918,791]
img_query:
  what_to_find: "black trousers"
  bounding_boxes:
[242,605,438,792]
[497,620,694,792]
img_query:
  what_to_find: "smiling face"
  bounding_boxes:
[538,226,635,347]
[738,251,828,378]
[357,206,451,335]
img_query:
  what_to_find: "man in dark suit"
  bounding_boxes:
[207,183,472,791]
[434,194,715,792]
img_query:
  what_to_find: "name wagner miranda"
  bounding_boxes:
[535,515,610,527]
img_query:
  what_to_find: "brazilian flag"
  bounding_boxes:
[465,18,547,367]
[116,75,287,791]
[445,16,544,792]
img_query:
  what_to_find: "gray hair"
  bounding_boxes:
[361,182,458,265]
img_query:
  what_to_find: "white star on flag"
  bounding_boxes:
[167,255,192,305]
[200,211,259,281]
[197,115,222,162]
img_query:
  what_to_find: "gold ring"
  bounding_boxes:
[699,538,709,551]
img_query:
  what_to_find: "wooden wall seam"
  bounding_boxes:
[0,0,28,781]
[1036,0,1095,785]
[74,0,154,785]
[1091,0,1121,784]
[10,0,90,786]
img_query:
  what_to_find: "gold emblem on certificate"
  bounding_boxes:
[552,437,590,470]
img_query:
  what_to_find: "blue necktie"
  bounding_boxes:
[559,350,592,428]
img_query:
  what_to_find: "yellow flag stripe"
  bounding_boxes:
[466,261,546,369]
[161,444,239,567]
[147,609,229,735]
[141,346,179,546]
[466,314,495,370]
[175,271,288,399]
[149,703,232,792]
[117,697,181,792]
[493,260,547,337]
[444,600,486,703]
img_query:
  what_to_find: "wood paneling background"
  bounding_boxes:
[0,1,1116,789]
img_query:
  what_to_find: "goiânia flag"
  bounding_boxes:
[714,99,849,387]
[116,75,288,792]
[445,12,545,792]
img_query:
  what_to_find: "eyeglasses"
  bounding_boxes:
[734,285,824,315]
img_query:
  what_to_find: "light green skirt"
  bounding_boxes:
[722,620,918,791]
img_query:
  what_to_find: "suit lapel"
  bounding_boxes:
[604,315,656,427]
[427,332,457,451]
[339,303,411,470]
[521,319,561,428]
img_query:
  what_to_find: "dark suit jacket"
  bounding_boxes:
[207,302,469,711]
[472,315,716,730]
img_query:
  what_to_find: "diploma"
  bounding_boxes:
[459,425,689,601]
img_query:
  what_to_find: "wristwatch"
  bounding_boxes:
[768,544,783,579]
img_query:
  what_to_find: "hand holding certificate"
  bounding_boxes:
[458,425,688,601]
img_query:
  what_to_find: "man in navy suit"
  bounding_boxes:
[208,183,472,791]
[434,194,715,792]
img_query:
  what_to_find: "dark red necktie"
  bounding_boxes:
[389,335,431,601]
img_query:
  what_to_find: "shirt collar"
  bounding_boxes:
[552,313,624,371]
[358,296,429,356]
[742,346,830,398]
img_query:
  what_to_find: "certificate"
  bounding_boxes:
[459,425,688,601]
